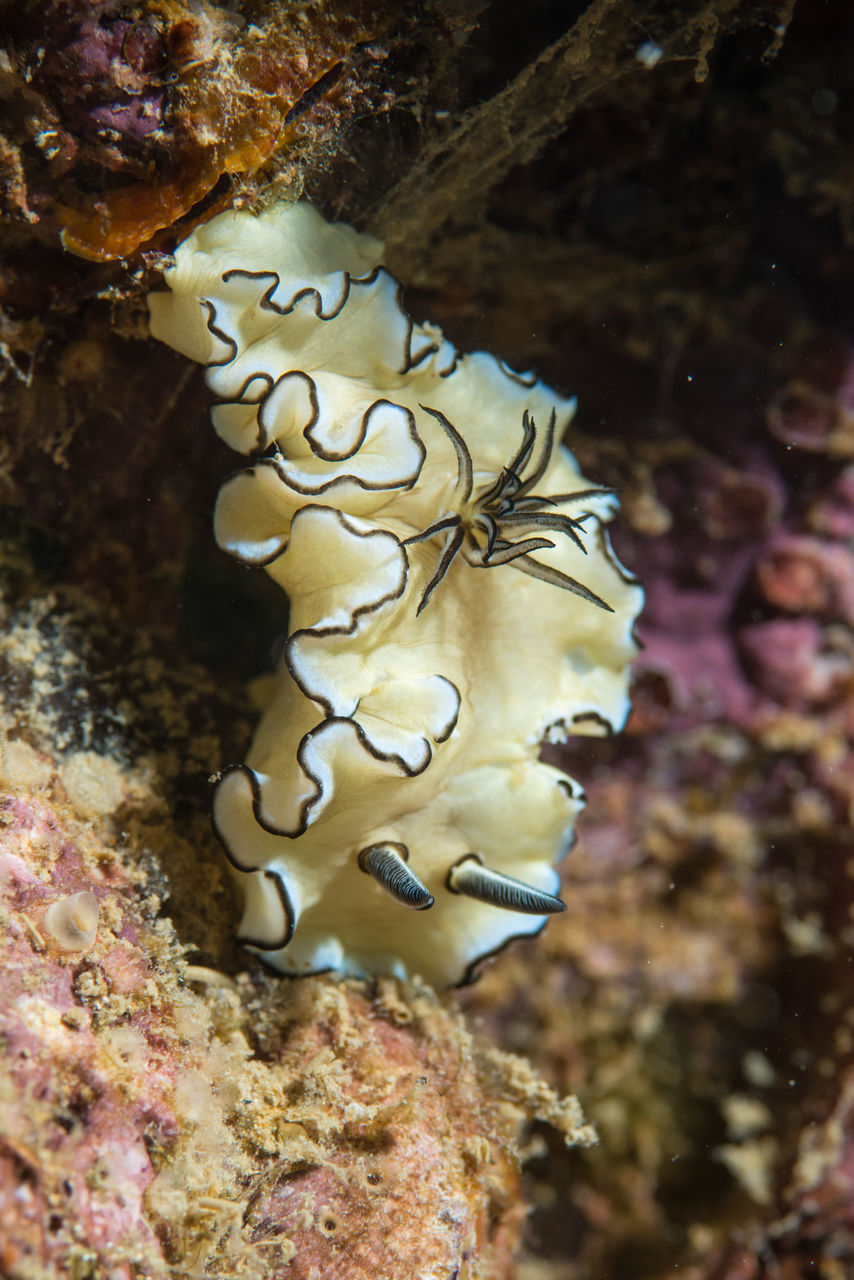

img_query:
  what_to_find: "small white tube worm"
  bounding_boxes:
[43,891,100,952]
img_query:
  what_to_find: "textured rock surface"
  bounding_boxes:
[0,587,595,1279]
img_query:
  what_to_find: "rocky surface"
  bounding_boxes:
[0,652,585,1278]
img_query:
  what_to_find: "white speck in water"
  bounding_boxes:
[636,41,664,69]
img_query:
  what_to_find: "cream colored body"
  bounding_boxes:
[149,202,642,986]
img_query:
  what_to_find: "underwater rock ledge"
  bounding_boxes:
[0,584,593,1280]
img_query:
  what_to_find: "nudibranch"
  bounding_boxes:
[148,202,643,987]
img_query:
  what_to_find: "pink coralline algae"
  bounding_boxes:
[41,15,167,148]
[738,617,852,706]
[627,440,854,732]
[0,724,590,1279]
[630,537,760,727]
[755,533,854,625]
[625,455,785,729]
[0,792,175,1278]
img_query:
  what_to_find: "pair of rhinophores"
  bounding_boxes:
[148,202,643,988]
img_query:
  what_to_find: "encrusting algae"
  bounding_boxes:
[0,578,594,1280]
[55,2,388,261]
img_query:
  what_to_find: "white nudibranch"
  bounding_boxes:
[148,201,643,987]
